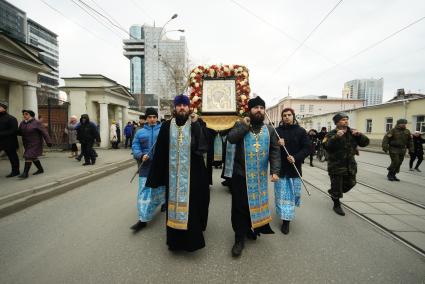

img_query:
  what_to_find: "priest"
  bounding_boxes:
[146,94,210,252]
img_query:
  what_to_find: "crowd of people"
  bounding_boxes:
[1,95,423,258]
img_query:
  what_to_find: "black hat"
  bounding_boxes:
[145,107,158,117]
[22,109,35,118]
[332,112,348,124]
[248,96,265,110]
[396,118,407,125]
[0,101,8,109]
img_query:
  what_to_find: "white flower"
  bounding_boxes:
[239,81,245,86]
[237,67,243,72]
[209,69,215,77]
[240,95,247,101]
[194,108,198,113]
[192,95,199,102]
[242,71,248,77]
[239,109,244,114]
[195,83,200,88]
[223,67,230,73]
[190,72,196,78]
[229,64,234,70]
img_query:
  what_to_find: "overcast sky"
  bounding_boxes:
[12,0,425,105]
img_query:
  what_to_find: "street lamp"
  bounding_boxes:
[156,14,182,117]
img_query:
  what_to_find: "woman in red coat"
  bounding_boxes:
[18,110,52,178]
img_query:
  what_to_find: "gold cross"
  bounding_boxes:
[177,128,183,144]
[248,151,255,159]
[253,142,261,153]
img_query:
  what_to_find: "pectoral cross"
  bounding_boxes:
[253,141,261,153]
[177,128,183,144]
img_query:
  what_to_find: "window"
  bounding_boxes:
[366,119,372,133]
[309,105,314,113]
[385,117,393,132]
[416,116,425,132]
[327,122,332,131]
[299,104,305,113]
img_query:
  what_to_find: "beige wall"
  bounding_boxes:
[300,98,425,146]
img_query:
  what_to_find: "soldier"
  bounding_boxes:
[323,113,369,216]
[382,119,414,181]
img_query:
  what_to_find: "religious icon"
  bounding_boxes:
[202,79,236,113]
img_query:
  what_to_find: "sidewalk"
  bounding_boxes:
[0,148,136,216]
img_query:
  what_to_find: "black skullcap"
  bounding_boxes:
[145,107,158,117]
[22,109,35,118]
[248,96,265,110]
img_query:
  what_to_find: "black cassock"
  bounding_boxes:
[146,118,210,252]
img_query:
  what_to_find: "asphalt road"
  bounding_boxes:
[0,167,424,283]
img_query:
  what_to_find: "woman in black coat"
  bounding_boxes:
[18,110,52,178]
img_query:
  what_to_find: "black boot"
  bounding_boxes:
[32,160,44,175]
[387,170,395,181]
[130,221,147,232]
[19,162,32,179]
[281,220,290,234]
[392,172,400,181]
[160,204,167,212]
[6,171,20,178]
[231,239,244,257]
[332,198,345,216]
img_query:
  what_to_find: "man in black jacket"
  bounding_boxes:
[0,101,20,177]
[76,114,100,166]
[274,108,310,234]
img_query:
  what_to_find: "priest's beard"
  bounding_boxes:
[249,111,265,125]
[173,110,190,126]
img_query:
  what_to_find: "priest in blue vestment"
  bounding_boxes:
[146,94,210,252]
[227,96,281,257]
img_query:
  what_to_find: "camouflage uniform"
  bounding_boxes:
[324,127,370,199]
[382,126,414,178]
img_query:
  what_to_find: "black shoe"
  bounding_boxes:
[415,168,422,172]
[161,204,167,212]
[130,221,147,232]
[387,171,395,181]
[32,160,44,175]
[19,162,32,179]
[75,157,82,162]
[393,175,400,181]
[281,220,290,234]
[6,171,20,178]
[246,230,257,240]
[82,162,91,166]
[333,205,345,216]
[231,240,244,257]
[91,159,96,165]
[310,163,314,167]
[332,198,346,216]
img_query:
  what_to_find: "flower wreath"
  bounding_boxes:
[188,64,250,116]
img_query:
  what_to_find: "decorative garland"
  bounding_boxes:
[188,64,250,116]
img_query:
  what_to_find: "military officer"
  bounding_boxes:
[382,119,414,181]
[323,113,370,216]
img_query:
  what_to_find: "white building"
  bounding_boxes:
[343,78,383,106]
[60,74,141,148]
[266,95,364,126]
[123,25,187,114]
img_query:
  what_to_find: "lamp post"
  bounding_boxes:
[156,14,178,117]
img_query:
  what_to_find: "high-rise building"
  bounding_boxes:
[27,19,59,100]
[0,0,26,43]
[123,24,187,113]
[343,78,383,106]
[0,0,59,101]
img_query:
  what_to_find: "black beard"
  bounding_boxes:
[173,110,190,125]
[249,112,264,124]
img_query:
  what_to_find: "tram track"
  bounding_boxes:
[312,160,425,208]
[303,163,425,257]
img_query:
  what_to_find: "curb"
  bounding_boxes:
[0,159,136,218]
